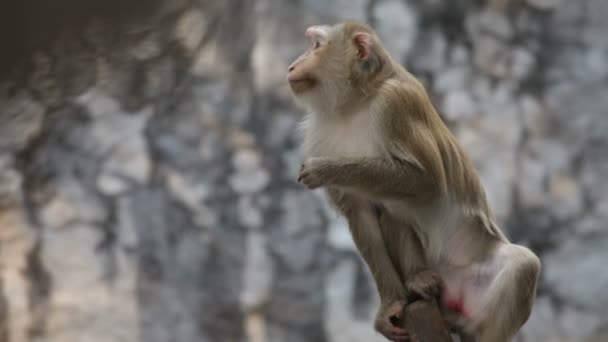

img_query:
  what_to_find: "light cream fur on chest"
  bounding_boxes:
[301,109,380,158]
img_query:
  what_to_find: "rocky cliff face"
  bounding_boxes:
[0,0,607,341]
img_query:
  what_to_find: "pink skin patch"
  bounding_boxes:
[446,298,468,317]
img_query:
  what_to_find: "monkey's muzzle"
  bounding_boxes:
[288,77,316,93]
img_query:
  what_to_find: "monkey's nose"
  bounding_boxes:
[288,65,295,72]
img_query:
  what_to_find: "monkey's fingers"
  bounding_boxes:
[388,327,409,342]
[297,171,322,189]
[377,322,409,342]
[296,171,308,184]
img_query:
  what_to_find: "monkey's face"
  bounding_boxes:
[287,25,354,109]
[287,25,331,95]
[287,23,383,113]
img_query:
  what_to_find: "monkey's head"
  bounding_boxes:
[287,22,389,113]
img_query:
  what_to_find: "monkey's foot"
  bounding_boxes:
[375,300,410,341]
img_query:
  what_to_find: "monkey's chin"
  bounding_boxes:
[288,79,316,94]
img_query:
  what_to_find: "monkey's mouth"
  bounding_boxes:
[288,77,316,93]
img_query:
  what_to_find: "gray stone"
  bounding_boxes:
[449,44,470,65]
[41,181,108,228]
[175,9,207,53]
[240,231,274,310]
[327,217,356,252]
[527,138,572,173]
[373,0,418,61]
[470,75,493,101]
[142,57,176,100]
[325,258,383,342]
[517,156,547,208]
[53,38,97,96]
[117,196,139,249]
[40,193,78,230]
[41,223,138,342]
[0,90,45,151]
[410,28,447,73]
[272,190,324,271]
[28,52,63,107]
[558,305,603,341]
[474,8,513,39]
[544,236,608,311]
[434,66,471,94]
[166,169,210,210]
[129,32,163,61]
[473,35,509,78]
[229,149,270,195]
[76,89,152,195]
[307,0,367,23]
[75,87,121,118]
[581,148,608,204]
[1,0,608,340]
[518,296,560,342]
[576,200,608,236]
[477,153,516,221]
[510,48,536,81]
[237,196,263,229]
[547,173,583,221]
[251,25,292,93]
[442,90,476,121]
[519,95,545,136]
[0,155,22,208]
[526,0,562,10]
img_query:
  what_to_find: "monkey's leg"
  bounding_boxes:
[377,208,453,342]
[299,156,436,202]
[337,195,409,341]
[442,243,540,342]
[377,211,443,301]
[472,244,540,342]
[377,210,427,284]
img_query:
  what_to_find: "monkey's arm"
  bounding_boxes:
[299,80,446,201]
[298,156,438,201]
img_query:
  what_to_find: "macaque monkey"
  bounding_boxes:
[287,22,541,342]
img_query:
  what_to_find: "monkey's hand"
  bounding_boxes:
[405,270,444,302]
[375,300,410,341]
[297,157,335,189]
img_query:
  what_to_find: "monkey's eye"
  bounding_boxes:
[313,41,321,50]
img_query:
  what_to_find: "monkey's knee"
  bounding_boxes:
[483,244,540,340]
[510,245,541,293]
[520,247,541,282]
[514,246,541,319]
[501,244,541,288]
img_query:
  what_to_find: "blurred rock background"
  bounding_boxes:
[0,0,607,341]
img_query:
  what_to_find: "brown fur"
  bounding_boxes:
[288,22,540,342]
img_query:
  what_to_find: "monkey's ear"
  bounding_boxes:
[353,32,372,60]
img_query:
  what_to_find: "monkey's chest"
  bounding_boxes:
[304,113,380,158]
